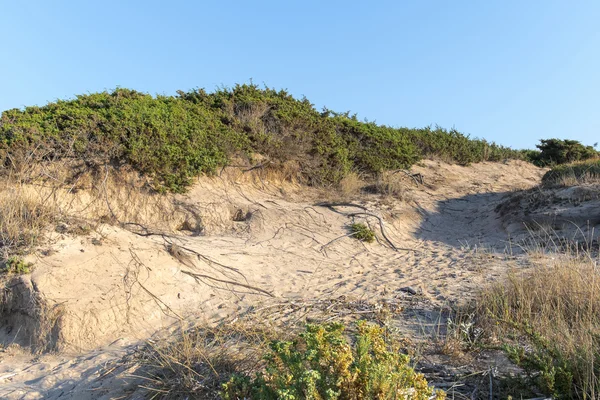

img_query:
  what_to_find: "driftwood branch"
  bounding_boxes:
[181,270,274,298]
[165,241,247,283]
[243,160,272,173]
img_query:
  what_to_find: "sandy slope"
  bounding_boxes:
[0,160,551,399]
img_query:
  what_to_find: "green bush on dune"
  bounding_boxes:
[0,83,526,192]
[542,158,600,186]
[529,138,598,167]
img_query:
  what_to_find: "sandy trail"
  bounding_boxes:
[0,160,546,399]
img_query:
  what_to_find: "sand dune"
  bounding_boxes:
[5,159,591,399]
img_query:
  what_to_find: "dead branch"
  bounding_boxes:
[320,232,358,254]
[164,240,248,283]
[315,202,369,211]
[391,169,424,185]
[243,160,272,173]
[316,203,417,252]
[126,250,184,320]
[347,212,404,251]
[181,270,274,298]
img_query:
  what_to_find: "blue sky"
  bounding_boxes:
[1,1,598,149]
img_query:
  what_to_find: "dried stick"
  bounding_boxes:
[181,270,274,298]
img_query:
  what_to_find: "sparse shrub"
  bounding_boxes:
[477,252,600,399]
[350,223,375,243]
[1,256,32,274]
[338,172,364,198]
[363,172,414,201]
[542,159,600,186]
[222,322,444,400]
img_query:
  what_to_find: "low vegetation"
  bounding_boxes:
[476,250,600,399]
[529,139,598,167]
[349,223,376,243]
[0,84,526,193]
[0,184,56,259]
[140,321,443,399]
[224,322,443,400]
[0,256,32,274]
[542,158,600,186]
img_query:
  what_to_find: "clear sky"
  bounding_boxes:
[1,1,598,149]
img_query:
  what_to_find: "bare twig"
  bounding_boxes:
[391,169,424,185]
[181,270,274,298]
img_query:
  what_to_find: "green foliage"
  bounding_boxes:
[0,89,244,192]
[529,139,598,167]
[1,256,32,274]
[502,325,580,399]
[407,126,525,165]
[0,83,526,192]
[221,322,444,400]
[479,259,600,399]
[350,223,375,243]
[542,159,600,186]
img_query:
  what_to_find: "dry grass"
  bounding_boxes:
[543,158,600,187]
[0,183,57,258]
[476,246,600,398]
[136,321,280,399]
[134,295,412,399]
[338,171,364,197]
[371,171,415,201]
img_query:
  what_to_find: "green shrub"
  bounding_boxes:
[0,83,527,192]
[350,223,375,243]
[0,89,245,192]
[406,126,528,165]
[221,322,444,400]
[530,139,598,167]
[541,159,600,186]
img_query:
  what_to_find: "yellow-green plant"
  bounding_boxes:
[222,322,444,400]
[350,223,375,243]
[1,256,32,274]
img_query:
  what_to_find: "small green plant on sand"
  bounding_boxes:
[350,223,375,243]
[1,256,32,274]
[222,321,444,399]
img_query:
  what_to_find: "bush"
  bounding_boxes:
[221,322,444,400]
[407,126,525,165]
[529,139,598,167]
[0,83,527,192]
[350,223,375,243]
[0,89,245,193]
[542,159,600,186]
